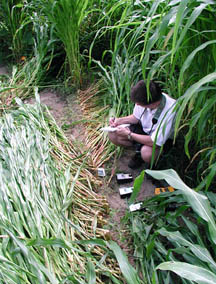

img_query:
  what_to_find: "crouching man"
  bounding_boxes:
[108,80,176,169]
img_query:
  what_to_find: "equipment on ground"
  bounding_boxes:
[116,173,133,184]
[154,186,175,195]
[119,186,133,198]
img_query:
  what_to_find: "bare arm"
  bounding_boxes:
[110,114,159,148]
[110,114,138,127]
[130,132,153,147]
[116,127,157,148]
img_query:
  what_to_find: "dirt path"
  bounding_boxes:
[27,90,86,142]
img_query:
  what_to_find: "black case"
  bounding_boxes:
[116,173,133,184]
[119,186,133,198]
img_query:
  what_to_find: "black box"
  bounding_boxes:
[116,173,133,184]
[119,186,133,198]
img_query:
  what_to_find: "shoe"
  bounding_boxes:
[128,153,143,169]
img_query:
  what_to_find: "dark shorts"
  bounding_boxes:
[129,122,147,136]
[129,122,173,152]
[129,122,146,151]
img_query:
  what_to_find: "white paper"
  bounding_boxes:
[97,168,106,177]
[100,124,130,132]
[119,187,133,195]
[129,202,142,212]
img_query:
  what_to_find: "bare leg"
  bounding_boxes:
[109,132,161,167]
[140,145,160,164]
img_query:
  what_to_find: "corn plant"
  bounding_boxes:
[0,14,58,110]
[0,95,105,282]
[128,169,216,283]
[92,49,142,118]
[39,0,92,85]
[0,0,33,60]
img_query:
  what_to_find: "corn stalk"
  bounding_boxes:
[0,90,125,283]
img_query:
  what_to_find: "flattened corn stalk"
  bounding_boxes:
[78,83,116,169]
[0,93,122,282]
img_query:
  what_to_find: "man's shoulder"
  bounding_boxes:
[162,93,176,106]
[134,104,145,112]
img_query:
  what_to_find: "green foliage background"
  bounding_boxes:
[0,0,216,283]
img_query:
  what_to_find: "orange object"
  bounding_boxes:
[155,186,175,195]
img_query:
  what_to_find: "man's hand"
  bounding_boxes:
[109,117,119,127]
[109,114,139,127]
[116,126,130,137]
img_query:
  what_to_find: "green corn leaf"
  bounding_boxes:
[2,227,58,284]
[107,240,141,284]
[175,3,208,58]
[146,239,155,260]
[178,40,216,94]
[77,238,108,247]
[61,275,86,284]
[181,215,204,245]
[27,238,70,249]
[158,228,216,269]
[61,163,83,211]
[171,0,189,63]
[157,261,216,284]
[184,94,216,158]
[205,164,216,191]
[141,0,161,63]
[147,51,171,82]
[145,169,216,244]
[129,170,145,205]
[175,72,216,139]
[86,261,96,284]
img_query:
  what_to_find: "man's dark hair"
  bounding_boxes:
[130,80,162,105]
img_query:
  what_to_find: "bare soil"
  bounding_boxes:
[27,90,86,143]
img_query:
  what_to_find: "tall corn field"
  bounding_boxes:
[0,0,216,283]
[89,0,216,190]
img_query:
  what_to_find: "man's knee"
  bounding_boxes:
[140,145,159,164]
[140,146,152,163]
